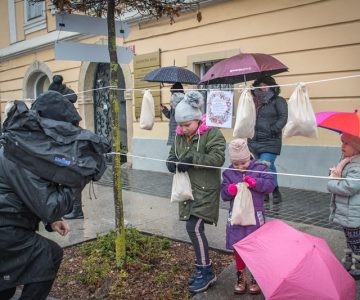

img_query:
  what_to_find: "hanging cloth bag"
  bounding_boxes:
[283,83,318,139]
[170,169,194,203]
[233,88,256,139]
[231,182,256,226]
[140,89,155,130]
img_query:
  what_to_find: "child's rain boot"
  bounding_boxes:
[341,248,353,271]
[249,273,261,295]
[188,262,217,293]
[349,253,360,280]
[188,263,201,285]
[234,269,246,294]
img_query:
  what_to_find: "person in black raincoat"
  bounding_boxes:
[48,75,83,219]
[48,74,78,103]
[0,92,83,300]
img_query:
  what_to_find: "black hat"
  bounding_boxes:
[52,75,63,84]
[170,82,184,94]
[31,91,81,125]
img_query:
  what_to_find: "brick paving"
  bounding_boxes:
[99,166,341,231]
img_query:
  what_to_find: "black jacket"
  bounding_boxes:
[0,148,75,290]
[248,96,288,155]
[48,83,78,103]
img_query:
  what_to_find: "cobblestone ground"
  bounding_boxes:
[99,166,341,231]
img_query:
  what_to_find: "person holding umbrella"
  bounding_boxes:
[160,82,184,146]
[248,76,288,203]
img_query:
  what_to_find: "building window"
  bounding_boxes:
[26,72,50,99]
[24,0,46,34]
[26,1,43,20]
[34,74,50,98]
[196,61,233,113]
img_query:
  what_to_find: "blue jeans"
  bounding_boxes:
[257,153,278,188]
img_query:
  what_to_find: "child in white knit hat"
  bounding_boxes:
[221,138,275,295]
[328,133,360,280]
[166,90,226,294]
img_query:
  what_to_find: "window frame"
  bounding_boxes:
[24,0,46,35]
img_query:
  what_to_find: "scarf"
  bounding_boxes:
[253,89,274,113]
[330,154,360,178]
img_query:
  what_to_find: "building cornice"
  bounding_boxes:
[0,31,80,60]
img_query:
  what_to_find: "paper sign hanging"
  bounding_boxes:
[55,41,134,63]
[206,90,233,128]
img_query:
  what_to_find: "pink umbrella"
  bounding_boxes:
[234,220,355,300]
[200,53,288,85]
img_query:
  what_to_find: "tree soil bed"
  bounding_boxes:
[50,229,232,299]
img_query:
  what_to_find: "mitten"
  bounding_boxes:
[243,176,256,188]
[177,156,193,172]
[227,184,237,196]
[166,157,178,173]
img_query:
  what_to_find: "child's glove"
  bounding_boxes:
[177,156,193,172]
[227,184,238,196]
[166,158,178,173]
[243,176,256,188]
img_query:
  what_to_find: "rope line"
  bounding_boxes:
[107,152,360,181]
[1,73,360,102]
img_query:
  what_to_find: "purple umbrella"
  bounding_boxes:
[200,53,288,85]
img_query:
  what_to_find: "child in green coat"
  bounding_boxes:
[166,91,226,293]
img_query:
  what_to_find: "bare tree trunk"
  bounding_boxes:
[107,0,126,267]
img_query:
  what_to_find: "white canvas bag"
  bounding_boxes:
[170,170,194,203]
[140,89,155,130]
[231,182,256,226]
[283,83,318,139]
[233,89,256,139]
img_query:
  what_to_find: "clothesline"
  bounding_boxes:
[107,151,360,181]
[1,73,359,102]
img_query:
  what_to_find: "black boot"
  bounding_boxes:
[272,187,282,204]
[264,194,270,202]
[64,196,84,219]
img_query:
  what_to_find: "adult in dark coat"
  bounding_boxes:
[160,82,184,146]
[248,76,288,203]
[48,74,78,103]
[0,93,81,300]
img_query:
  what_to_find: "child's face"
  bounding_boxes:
[232,159,250,170]
[179,120,199,136]
[341,140,360,157]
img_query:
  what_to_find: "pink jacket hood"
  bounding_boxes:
[176,114,212,136]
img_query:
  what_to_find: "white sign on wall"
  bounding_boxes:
[206,90,233,128]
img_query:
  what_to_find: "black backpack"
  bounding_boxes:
[1,100,111,188]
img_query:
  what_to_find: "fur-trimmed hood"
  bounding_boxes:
[176,114,212,136]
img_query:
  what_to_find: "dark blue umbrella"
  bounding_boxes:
[144,66,200,84]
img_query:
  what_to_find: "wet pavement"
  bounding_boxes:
[34,166,358,299]
[101,166,341,231]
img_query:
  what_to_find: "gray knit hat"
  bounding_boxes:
[175,91,203,123]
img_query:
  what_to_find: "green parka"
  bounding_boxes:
[167,121,226,225]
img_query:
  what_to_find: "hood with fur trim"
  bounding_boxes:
[176,114,212,136]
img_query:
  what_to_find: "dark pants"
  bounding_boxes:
[344,227,360,255]
[0,238,63,300]
[186,216,210,266]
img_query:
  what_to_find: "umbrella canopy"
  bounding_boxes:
[200,53,288,85]
[316,111,360,137]
[234,220,355,300]
[143,66,200,84]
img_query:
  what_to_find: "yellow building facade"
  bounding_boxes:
[1,0,360,191]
